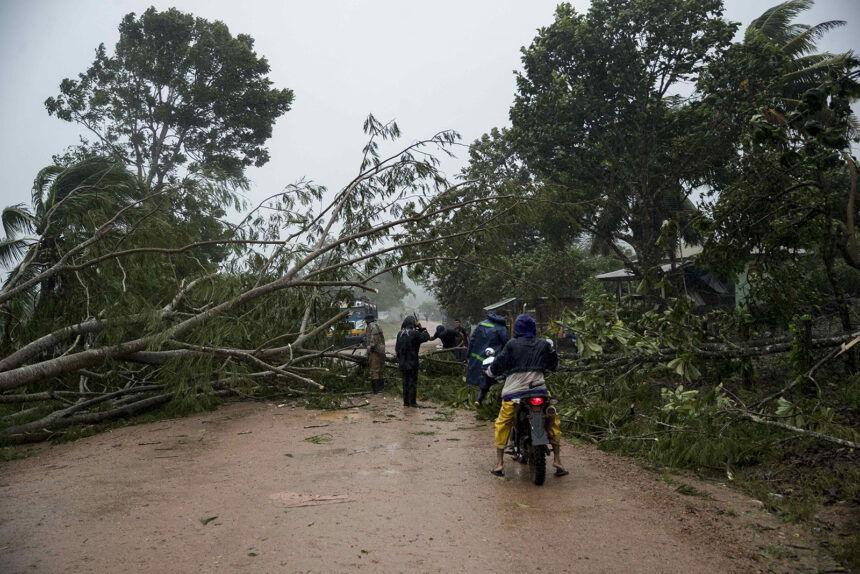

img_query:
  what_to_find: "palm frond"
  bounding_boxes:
[1,204,36,238]
[747,0,814,45]
[784,53,849,79]
[37,157,139,236]
[1,254,44,324]
[783,20,846,57]
[31,165,64,217]
[0,237,34,269]
[847,113,860,140]
[50,157,137,204]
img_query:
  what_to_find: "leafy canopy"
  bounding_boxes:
[510,0,737,274]
[45,7,294,189]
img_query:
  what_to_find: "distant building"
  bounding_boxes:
[594,260,733,312]
[483,295,581,337]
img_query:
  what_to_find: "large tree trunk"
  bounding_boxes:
[822,219,856,374]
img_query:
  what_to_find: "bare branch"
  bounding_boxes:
[734,410,860,449]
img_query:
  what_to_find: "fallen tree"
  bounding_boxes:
[0,117,514,443]
[559,330,860,372]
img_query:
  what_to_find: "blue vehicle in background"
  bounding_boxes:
[328,297,378,346]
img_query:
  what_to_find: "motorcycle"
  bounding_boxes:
[482,347,557,486]
[507,392,556,485]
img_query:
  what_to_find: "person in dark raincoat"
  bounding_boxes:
[394,315,430,407]
[428,324,460,349]
[488,313,566,477]
[466,311,509,405]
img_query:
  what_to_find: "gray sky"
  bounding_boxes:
[1,0,858,214]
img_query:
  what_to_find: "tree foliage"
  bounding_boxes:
[409,127,619,319]
[510,0,736,275]
[0,114,479,443]
[367,271,413,313]
[45,7,294,189]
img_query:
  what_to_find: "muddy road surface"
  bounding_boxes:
[1,395,819,573]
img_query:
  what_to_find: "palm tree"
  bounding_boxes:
[745,0,852,101]
[0,157,139,332]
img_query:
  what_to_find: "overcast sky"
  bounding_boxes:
[1,0,858,215]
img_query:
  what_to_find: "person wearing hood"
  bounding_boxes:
[466,312,509,405]
[364,314,386,394]
[487,313,567,478]
[428,323,465,350]
[394,315,430,407]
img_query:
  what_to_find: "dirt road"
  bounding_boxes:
[0,392,827,574]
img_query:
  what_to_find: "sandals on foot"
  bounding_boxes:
[490,469,505,477]
[554,468,569,477]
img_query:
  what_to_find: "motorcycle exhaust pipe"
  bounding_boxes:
[544,405,557,433]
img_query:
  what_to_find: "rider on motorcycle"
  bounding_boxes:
[487,313,568,477]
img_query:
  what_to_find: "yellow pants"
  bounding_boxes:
[494,400,561,450]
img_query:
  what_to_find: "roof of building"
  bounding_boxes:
[594,261,692,280]
[483,296,519,311]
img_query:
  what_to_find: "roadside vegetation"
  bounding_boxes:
[410,0,860,568]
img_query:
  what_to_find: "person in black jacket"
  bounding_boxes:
[428,324,459,349]
[394,315,430,407]
[487,313,567,477]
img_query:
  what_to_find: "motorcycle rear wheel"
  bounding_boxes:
[526,441,546,486]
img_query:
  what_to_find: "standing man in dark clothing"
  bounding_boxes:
[466,312,509,405]
[364,314,386,394]
[394,316,430,407]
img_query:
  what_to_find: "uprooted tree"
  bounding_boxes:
[0,116,503,443]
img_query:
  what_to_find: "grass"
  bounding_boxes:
[303,434,333,444]
[426,409,457,422]
[0,445,34,463]
[674,482,713,499]
[829,517,860,572]
[759,544,795,561]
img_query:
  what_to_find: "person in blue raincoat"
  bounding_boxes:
[466,311,509,406]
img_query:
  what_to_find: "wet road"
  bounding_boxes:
[0,397,771,573]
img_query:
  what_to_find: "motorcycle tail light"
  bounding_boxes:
[528,397,545,406]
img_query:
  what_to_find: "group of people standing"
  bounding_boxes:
[363,315,470,404]
[364,309,566,477]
